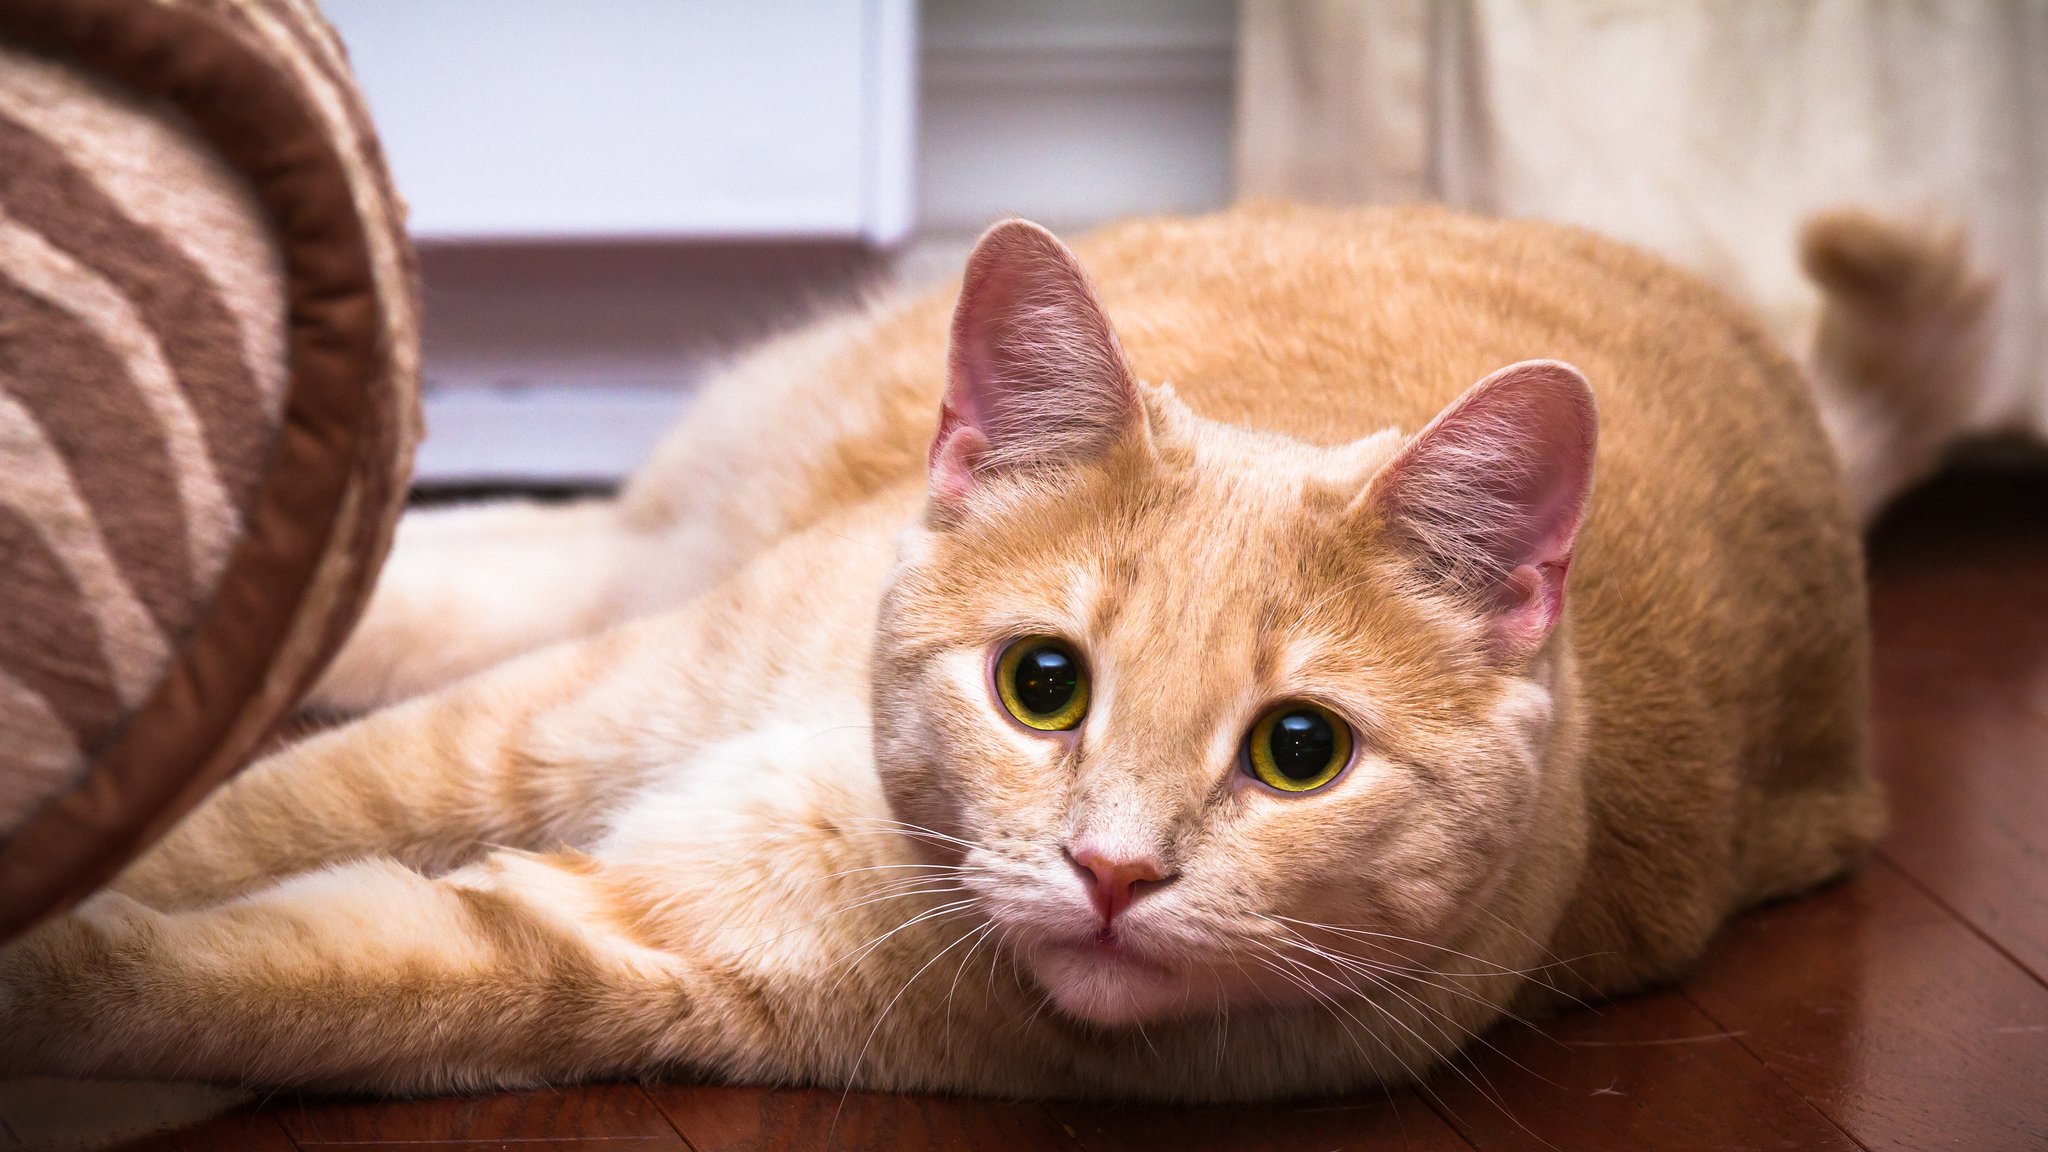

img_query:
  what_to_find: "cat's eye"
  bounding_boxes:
[994,637,1090,732]
[1244,702,1353,792]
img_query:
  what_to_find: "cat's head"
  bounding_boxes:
[871,220,1596,1027]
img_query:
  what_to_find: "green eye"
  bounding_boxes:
[995,637,1090,731]
[1245,703,1352,792]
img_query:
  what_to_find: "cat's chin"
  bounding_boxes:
[1031,941,1186,1027]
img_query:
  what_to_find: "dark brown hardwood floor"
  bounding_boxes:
[94,464,2048,1151]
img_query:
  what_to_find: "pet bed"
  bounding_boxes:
[0,0,417,940]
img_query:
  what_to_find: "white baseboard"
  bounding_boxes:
[415,385,688,487]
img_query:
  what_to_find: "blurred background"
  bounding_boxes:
[322,0,2047,491]
[322,0,1230,488]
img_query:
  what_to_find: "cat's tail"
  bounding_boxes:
[1799,209,1997,525]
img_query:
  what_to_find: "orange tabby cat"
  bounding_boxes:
[0,204,1987,1098]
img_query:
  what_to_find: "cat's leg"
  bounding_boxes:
[1,848,741,1092]
[115,617,675,911]
[124,494,900,913]
[309,498,647,713]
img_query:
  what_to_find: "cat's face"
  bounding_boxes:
[871,220,1595,1028]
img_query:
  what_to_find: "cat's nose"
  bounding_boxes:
[1066,843,1174,924]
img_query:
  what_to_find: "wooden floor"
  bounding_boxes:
[108,465,2048,1151]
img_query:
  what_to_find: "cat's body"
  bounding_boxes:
[1,205,1981,1099]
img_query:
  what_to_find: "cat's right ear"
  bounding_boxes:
[929,219,1141,507]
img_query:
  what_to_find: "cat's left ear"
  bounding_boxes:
[1363,360,1597,662]
[929,219,1141,506]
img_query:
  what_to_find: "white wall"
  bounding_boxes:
[920,0,1235,235]
[324,0,916,244]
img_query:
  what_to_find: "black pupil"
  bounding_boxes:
[1013,645,1079,716]
[1268,710,1338,780]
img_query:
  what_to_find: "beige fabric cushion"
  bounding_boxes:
[1237,0,2048,444]
[0,0,419,939]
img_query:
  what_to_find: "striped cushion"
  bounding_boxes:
[0,0,418,939]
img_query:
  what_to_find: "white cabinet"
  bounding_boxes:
[319,0,1235,486]
[322,0,916,243]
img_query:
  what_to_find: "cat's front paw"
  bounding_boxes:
[0,895,153,1076]
[0,922,49,1074]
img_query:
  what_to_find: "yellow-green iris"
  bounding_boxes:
[1246,703,1352,792]
[995,637,1089,731]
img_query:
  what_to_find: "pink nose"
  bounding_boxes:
[1068,845,1172,923]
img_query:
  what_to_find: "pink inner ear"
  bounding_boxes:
[930,219,1138,503]
[1369,360,1598,660]
[928,412,989,504]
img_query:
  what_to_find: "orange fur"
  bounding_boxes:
[3,204,1979,1099]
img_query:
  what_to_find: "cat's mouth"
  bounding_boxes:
[1052,929,1173,974]
[1029,928,1186,1026]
